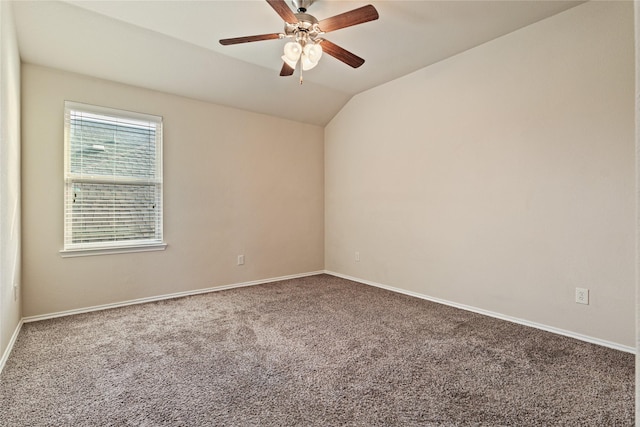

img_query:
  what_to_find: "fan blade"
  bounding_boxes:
[280,62,295,76]
[266,0,297,23]
[320,39,365,68]
[219,33,281,45]
[318,5,379,33]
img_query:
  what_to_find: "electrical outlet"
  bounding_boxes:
[575,287,589,305]
[355,251,360,262]
[237,255,245,266]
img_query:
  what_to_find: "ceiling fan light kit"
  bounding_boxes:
[282,41,322,71]
[219,0,379,83]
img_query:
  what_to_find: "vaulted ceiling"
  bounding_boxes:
[12,0,583,126]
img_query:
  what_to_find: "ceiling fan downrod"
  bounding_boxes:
[291,0,315,13]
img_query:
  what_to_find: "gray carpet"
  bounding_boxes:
[0,274,634,426]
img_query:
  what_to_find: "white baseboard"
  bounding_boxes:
[0,319,23,375]
[325,270,636,354]
[12,269,634,362]
[22,270,325,324]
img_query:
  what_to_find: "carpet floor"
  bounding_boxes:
[0,274,634,426]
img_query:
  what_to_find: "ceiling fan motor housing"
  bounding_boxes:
[284,12,322,42]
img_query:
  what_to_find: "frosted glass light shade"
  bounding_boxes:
[283,42,302,62]
[301,56,319,71]
[281,55,298,69]
[304,43,323,63]
[301,43,322,70]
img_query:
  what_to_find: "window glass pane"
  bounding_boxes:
[69,112,157,179]
[68,182,160,244]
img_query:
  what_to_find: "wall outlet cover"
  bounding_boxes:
[575,287,589,305]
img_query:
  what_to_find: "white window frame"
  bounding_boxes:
[60,101,166,257]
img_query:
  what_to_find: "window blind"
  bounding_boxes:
[63,102,163,251]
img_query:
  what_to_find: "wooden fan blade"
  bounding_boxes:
[318,5,379,33]
[219,33,281,45]
[280,62,295,76]
[266,0,298,23]
[321,39,365,68]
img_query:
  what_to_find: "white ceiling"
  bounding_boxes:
[12,0,583,126]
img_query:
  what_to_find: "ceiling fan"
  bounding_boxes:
[219,0,379,80]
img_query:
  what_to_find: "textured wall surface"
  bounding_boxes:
[0,0,22,364]
[326,1,635,347]
[21,64,324,317]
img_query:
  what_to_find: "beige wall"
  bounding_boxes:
[0,0,22,362]
[21,64,324,317]
[326,1,635,347]
[634,0,639,418]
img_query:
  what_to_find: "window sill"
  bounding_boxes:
[60,243,167,258]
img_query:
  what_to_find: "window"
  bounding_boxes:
[62,101,165,256]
